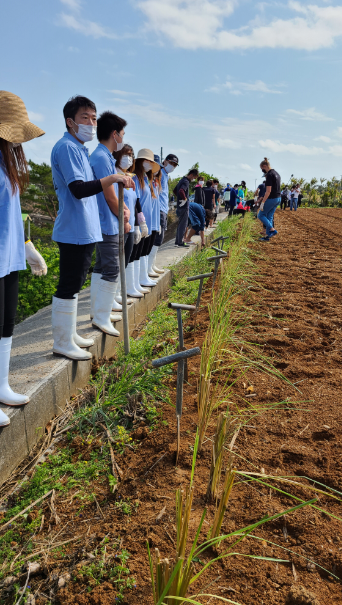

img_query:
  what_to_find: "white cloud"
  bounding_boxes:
[60,0,81,10]
[286,108,333,121]
[27,111,44,123]
[239,163,253,171]
[217,137,241,149]
[329,145,342,157]
[237,80,283,94]
[109,90,142,97]
[259,139,325,156]
[137,1,342,51]
[207,78,283,95]
[314,135,331,143]
[59,13,134,39]
[174,148,190,154]
[336,127,342,137]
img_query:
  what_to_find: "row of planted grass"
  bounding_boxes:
[149,213,342,605]
[0,216,241,601]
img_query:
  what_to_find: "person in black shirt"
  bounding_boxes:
[258,157,281,241]
[174,168,199,246]
[203,179,215,228]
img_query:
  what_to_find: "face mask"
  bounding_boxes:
[114,134,124,151]
[213,185,218,190]
[120,155,133,170]
[164,163,175,174]
[261,168,266,174]
[199,181,204,186]
[71,120,96,142]
[143,161,153,172]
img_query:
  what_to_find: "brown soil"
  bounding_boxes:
[2,209,342,605]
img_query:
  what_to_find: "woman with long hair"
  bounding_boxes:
[258,157,281,241]
[147,159,162,277]
[0,91,47,427]
[133,149,160,287]
[113,144,147,298]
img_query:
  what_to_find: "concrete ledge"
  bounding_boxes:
[0,214,228,484]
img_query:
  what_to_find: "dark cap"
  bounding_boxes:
[165,153,179,166]
[154,154,163,167]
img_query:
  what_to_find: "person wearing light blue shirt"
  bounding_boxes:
[0,90,47,426]
[50,96,134,361]
[152,153,179,273]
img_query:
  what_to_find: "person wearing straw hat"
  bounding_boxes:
[51,96,134,360]
[0,90,47,427]
[133,149,160,288]
[147,155,163,278]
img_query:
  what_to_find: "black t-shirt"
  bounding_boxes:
[175,176,190,203]
[258,183,266,197]
[265,169,281,199]
[203,186,215,209]
[194,187,205,206]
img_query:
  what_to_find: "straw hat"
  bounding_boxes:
[136,148,160,173]
[0,91,45,143]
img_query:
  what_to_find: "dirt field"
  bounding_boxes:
[2,209,342,605]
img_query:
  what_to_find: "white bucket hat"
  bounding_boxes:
[136,148,160,174]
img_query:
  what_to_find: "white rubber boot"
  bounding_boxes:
[126,263,143,298]
[148,249,159,277]
[0,408,10,427]
[52,297,92,361]
[140,256,157,287]
[92,279,120,336]
[112,280,123,311]
[134,260,149,293]
[74,293,94,348]
[0,337,30,406]
[151,245,164,274]
[90,272,102,319]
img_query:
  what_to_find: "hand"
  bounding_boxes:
[158,226,161,235]
[25,241,48,276]
[124,221,131,234]
[140,221,149,238]
[124,206,131,222]
[179,199,187,207]
[134,225,142,245]
[113,174,135,190]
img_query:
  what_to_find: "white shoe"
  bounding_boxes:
[148,249,159,277]
[73,293,94,348]
[140,256,157,287]
[116,295,135,304]
[0,337,30,406]
[126,263,143,298]
[90,272,101,319]
[134,260,150,293]
[0,408,10,427]
[151,245,164,274]
[153,264,164,274]
[92,280,120,336]
[112,280,123,311]
[52,297,92,360]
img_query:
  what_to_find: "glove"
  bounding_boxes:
[179,199,187,207]
[134,225,142,244]
[25,241,48,276]
[140,221,149,238]
[137,212,146,224]
[158,226,161,235]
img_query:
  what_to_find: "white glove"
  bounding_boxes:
[134,226,142,245]
[140,221,149,238]
[179,199,187,207]
[25,241,48,276]
[158,226,161,235]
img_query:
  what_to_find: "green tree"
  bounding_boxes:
[21,161,58,219]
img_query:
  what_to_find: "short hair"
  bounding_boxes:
[197,175,204,182]
[241,181,246,186]
[212,178,219,184]
[63,96,96,129]
[234,183,239,187]
[206,179,213,187]
[188,168,199,177]
[97,111,127,142]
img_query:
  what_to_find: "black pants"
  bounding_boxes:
[175,204,189,246]
[56,242,95,299]
[155,211,167,247]
[130,239,144,263]
[124,232,134,268]
[280,199,287,210]
[0,271,19,339]
[228,205,235,217]
[141,232,157,257]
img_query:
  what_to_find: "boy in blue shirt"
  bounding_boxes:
[90,111,134,337]
[228,184,239,216]
[51,95,133,361]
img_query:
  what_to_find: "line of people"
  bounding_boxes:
[0,91,182,427]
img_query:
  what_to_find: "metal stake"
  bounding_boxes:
[168,302,196,382]
[152,346,200,464]
[187,272,213,311]
[208,252,227,292]
[118,183,130,355]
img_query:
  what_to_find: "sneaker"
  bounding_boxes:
[259,236,270,241]
[176,242,189,248]
[268,230,278,239]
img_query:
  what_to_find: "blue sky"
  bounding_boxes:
[2,0,342,187]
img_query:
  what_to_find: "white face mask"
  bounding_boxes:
[71,120,96,142]
[120,155,133,170]
[143,161,153,172]
[199,181,204,187]
[213,185,218,190]
[164,163,175,174]
[115,137,124,151]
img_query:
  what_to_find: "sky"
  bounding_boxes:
[2,0,342,188]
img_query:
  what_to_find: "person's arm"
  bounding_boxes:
[262,186,272,204]
[212,193,215,208]
[102,182,130,224]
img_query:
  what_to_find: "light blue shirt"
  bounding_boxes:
[51,132,102,244]
[0,153,26,279]
[90,143,119,236]
[123,185,137,233]
[159,168,169,214]
[133,175,152,234]
[152,184,161,231]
